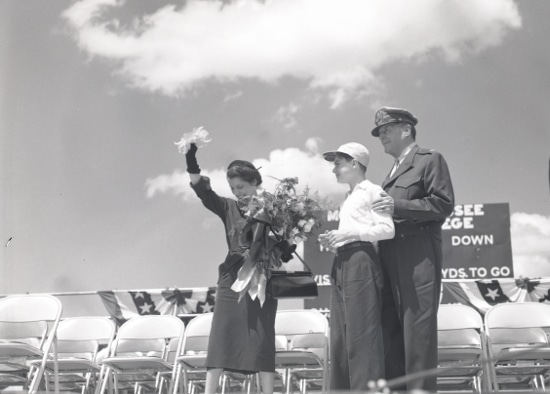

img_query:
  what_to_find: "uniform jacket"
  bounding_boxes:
[382,145,454,224]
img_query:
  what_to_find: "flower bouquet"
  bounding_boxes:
[174,126,212,154]
[230,177,323,305]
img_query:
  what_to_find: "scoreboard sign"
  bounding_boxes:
[303,210,338,313]
[441,203,513,279]
[304,203,514,311]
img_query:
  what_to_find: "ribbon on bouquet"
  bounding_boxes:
[230,208,272,306]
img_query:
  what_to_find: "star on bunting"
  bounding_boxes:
[485,288,500,301]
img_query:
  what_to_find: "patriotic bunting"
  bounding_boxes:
[441,278,550,314]
[96,279,550,324]
[98,287,216,325]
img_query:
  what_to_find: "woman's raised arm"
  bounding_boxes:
[186,143,202,184]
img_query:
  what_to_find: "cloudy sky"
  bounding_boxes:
[1,0,549,294]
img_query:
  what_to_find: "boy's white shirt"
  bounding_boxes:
[335,179,395,249]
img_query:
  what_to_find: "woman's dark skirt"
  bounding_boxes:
[206,260,278,373]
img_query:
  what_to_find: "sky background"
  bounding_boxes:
[1,0,549,295]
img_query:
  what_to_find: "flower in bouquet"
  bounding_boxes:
[174,126,212,154]
[230,177,323,305]
[234,177,323,272]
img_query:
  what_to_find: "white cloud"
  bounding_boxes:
[304,137,321,154]
[273,102,300,130]
[62,0,521,106]
[223,90,243,103]
[511,213,550,277]
[145,142,347,202]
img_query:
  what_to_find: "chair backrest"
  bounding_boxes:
[0,295,62,351]
[437,304,484,364]
[180,313,213,354]
[289,333,326,360]
[485,303,550,330]
[275,335,288,351]
[56,317,117,360]
[488,327,548,354]
[166,337,181,363]
[438,329,482,348]
[115,338,166,357]
[274,310,329,360]
[109,315,185,359]
[275,310,328,336]
[0,321,48,342]
[438,304,483,331]
[0,294,62,323]
[58,317,116,342]
[484,303,550,361]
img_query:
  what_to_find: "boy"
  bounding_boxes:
[320,142,394,391]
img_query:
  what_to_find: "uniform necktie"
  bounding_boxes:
[390,159,400,177]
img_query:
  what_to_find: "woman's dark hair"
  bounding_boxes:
[226,160,262,186]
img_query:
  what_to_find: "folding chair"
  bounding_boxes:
[98,315,185,394]
[0,294,62,393]
[171,313,212,394]
[484,302,550,391]
[437,304,489,393]
[38,316,116,393]
[172,313,259,394]
[274,309,329,394]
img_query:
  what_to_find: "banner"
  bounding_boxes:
[303,206,518,315]
[98,287,216,325]
[86,278,550,322]
[441,278,550,314]
[441,203,514,279]
[304,210,338,314]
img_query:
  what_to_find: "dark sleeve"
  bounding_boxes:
[393,152,455,221]
[190,176,229,221]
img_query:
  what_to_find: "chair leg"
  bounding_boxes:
[95,366,107,394]
[285,370,292,394]
[155,373,164,394]
[112,370,120,394]
[97,368,108,394]
[169,364,181,394]
[473,375,481,394]
[157,376,164,394]
[43,370,51,393]
[244,374,257,394]
[534,374,546,392]
[169,364,180,394]
[181,368,189,394]
[221,373,227,394]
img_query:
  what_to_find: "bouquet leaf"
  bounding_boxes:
[233,177,323,272]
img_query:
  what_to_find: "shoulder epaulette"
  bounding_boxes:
[417,148,436,155]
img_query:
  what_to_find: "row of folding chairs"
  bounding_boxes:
[95,309,328,394]
[437,302,550,393]
[5,293,547,394]
[0,294,328,394]
[0,294,116,393]
[0,294,64,393]
[171,309,328,394]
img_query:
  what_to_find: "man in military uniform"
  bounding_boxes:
[371,106,455,391]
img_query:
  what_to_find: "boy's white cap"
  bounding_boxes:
[322,142,370,168]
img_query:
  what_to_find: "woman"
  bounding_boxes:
[185,143,277,394]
